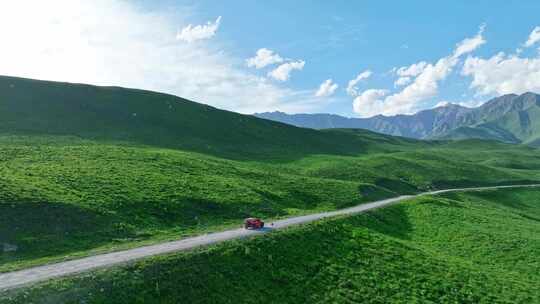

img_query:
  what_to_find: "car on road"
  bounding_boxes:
[244,217,264,229]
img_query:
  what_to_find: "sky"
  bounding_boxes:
[1,1,540,117]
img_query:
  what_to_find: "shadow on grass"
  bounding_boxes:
[0,186,361,270]
[0,201,130,266]
[418,194,466,209]
[461,188,538,213]
[519,213,540,222]
[374,178,418,195]
[432,179,539,189]
[358,204,414,240]
[355,195,469,241]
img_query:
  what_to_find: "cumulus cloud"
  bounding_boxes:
[453,24,486,57]
[462,52,540,96]
[268,60,305,81]
[346,70,372,96]
[352,89,389,117]
[246,48,284,69]
[524,26,540,48]
[353,25,486,117]
[0,1,320,114]
[394,76,412,87]
[434,101,451,108]
[435,99,483,108]
[458,99,484,108]
[395,61,428,77]
[382,56,459,115]
[393,62,427,87]
[315,79,339,97]
[176,16,221,43]
[460,25,540,98]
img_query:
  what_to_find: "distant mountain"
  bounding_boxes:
[255,105,478,139]
[442,92,540,145]
[255,92,540,145]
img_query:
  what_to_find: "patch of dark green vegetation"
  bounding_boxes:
[2,188,539,303]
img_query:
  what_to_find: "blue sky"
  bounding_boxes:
[2,1,540,117]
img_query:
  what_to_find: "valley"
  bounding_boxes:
[3,3,540,303]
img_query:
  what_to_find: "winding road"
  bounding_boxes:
[1,184,538,292]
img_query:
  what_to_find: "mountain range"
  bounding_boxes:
[255,92,540,145]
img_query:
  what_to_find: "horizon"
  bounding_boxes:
[256,91,540,118]
[1,1,540,118]
[5,72,536,120]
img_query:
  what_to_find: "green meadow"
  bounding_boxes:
[1,76,540,303]
[1,133,539,272]
[3,187,538,303]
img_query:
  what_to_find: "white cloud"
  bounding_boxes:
[268,60,305,81]
[315,79,339,97]
[453,24,486,58]
[395,61,427,77]
[434,101,451,108]
[382,56,459,115]
[435,99,483,108]
[176,16,221,43]
[393,61,427,87]
[458,99,484,108]
[352,89,388,117]
[394,76,411,87]
[462,52,540,96]
[246,48,284,69]
[460,25,540,98]
[460,26,540,98]
[354,25,486,117]
[524,26,540,48]
[346,70,372,96]
[0,1,320,114]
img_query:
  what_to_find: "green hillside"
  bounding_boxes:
[0,76,539,275]
[0,75,424,160]
[3,187,539,303]
[440,125,520,143]
[2,135,538,273]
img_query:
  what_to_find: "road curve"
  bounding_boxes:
[1,184,539,292]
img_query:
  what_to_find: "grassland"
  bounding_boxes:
[1,75,540,281]
[2,187,538,303]
[1,134,539,273]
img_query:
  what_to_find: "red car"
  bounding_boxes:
[244,217,264,229]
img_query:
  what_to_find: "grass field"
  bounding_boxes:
[1,75,540,286]
[2,187,538,303]
[1,134,539,273]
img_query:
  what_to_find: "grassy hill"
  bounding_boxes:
[3,187,539,303]
[0,75,426,160]
[0,75,539,275]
